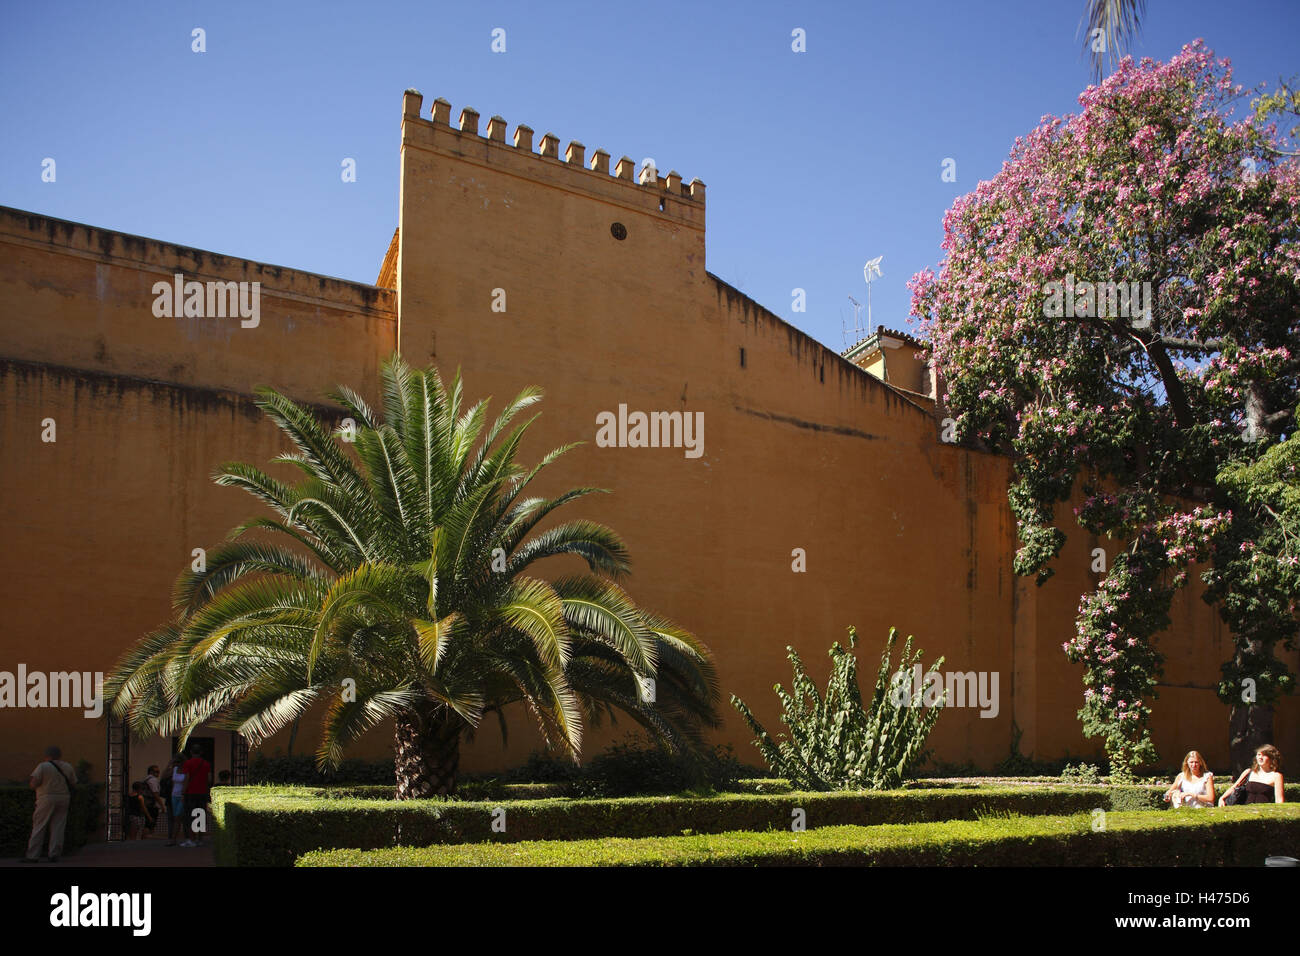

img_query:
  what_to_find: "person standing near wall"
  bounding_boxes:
[22,745,76,863]
[144,764,165,815]
[160,754,186,845]
[179,745,211,848]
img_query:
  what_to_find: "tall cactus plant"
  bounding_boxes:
[731,626,946,791]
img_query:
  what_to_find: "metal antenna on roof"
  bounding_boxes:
[846,296,864,348]
[863,256,883,332]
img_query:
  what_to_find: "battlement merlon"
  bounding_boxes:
[400,90,705,229]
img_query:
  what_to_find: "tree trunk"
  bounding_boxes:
[1228,700,1273,777]
[394,704,462,799]
[1243,381,1268,444]
[1146,340,1194,430]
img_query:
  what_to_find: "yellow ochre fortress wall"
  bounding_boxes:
[0,90,1293,782]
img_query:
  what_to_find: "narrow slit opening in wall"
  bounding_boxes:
[819,364,824,383]
[659,198,665,211]
[739,347,746,368]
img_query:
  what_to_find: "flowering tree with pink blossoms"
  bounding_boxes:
[909,42,1300,772]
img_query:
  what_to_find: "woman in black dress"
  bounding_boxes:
[1218,744,1285,805]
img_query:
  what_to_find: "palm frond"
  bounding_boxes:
[173,540,332,615]
[1082,0,1146,83]
[510,520,631,578]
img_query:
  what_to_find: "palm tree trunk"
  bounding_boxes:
[394,703,461,799]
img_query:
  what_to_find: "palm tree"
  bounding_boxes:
[105,354,719,797]
[1082,0,1146,83]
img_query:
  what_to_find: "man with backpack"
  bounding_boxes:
[23,745,76,863]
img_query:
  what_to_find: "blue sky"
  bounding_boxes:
[2,0,1296,351]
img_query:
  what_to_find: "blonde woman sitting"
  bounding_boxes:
[1163,750,1215,807]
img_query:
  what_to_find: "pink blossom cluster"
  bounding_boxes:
[908,41,1300,435]
[1204,347,1296,403]
[1155,507,1232,564]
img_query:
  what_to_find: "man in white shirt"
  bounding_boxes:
[24,745,76,862]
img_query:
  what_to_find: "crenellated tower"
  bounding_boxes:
[395,90,708,371]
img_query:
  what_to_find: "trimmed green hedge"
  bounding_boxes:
[296,804,1300,867]
[434,781,570,801]
[247,753,395,786]
[288,779,1299,801]
[214,783,1173,867]
[222,781,569,802]
[0,785,104,857]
